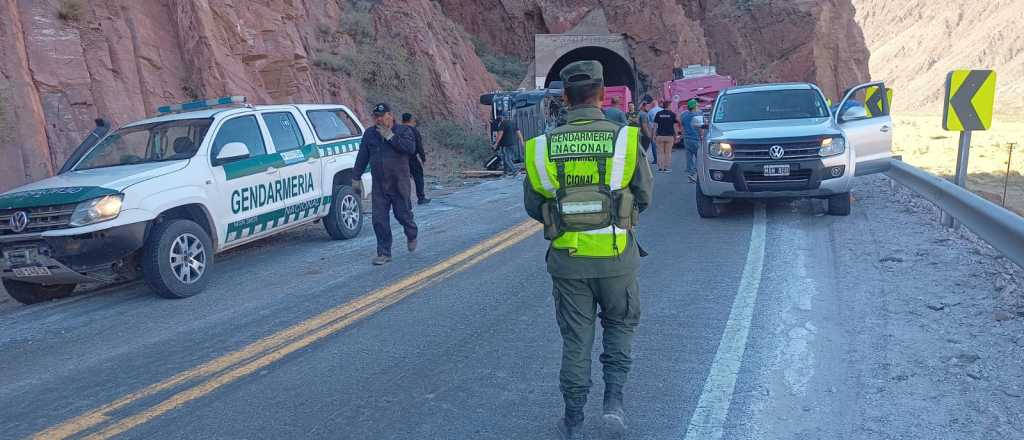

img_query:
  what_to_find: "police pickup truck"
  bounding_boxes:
[0,96,371,304]
[696,81,893,217]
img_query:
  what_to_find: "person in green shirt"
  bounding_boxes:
[523,60,654,439]
[625,101,641,127]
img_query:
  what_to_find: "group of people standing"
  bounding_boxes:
[617,97,704,181]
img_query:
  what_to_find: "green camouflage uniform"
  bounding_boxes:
[523,99,654,413]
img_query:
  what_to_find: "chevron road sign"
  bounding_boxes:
[864,86,892,117]
[939,69,998,217]
[943,70,997,131]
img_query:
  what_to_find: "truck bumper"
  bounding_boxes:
[0,221,148,284]
[701,154,852,198]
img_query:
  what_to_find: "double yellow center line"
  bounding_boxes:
[33,220,541,439]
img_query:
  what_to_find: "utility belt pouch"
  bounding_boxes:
[613,189,637,230]
[548,128,622,233]
[540,201,561,240]
[556,185,613,232]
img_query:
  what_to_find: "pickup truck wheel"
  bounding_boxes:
[142,219,213,299]
[324,185,363,240]
[695,182,720,218]
[2,279,76,305]
[827,192,852,216]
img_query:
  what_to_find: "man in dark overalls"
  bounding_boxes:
[401,112,430,205]
[353,103,418,265]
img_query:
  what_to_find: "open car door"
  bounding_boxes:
[836,81,894,176]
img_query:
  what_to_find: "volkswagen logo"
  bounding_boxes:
[10,211,29,233]
[768,145,786,160]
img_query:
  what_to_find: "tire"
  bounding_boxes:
[695,182,720,218]
[827,192,852,216]
[2,279,76,305]
[142,219,213,299]
[324,185,363,240]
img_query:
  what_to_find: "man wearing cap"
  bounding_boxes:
[679,99,704,181]
[523,60,653,439]
[353,103,419,265]
[401,113,430,205]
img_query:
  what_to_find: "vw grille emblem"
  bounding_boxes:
[768,145,786,160]
[10,211,29,233]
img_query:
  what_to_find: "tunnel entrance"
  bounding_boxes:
[543,46,636,94]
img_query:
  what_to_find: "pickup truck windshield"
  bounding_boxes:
[714,89,829,123]
[75,119,213,171]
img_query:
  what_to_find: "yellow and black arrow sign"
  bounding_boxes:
[943,69,997,131]
[864,86,892,117]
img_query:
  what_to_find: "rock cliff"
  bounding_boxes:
[438,0,869,100]
[0,0,870,192]
[0,0,495,192]
[853,0,1024,115]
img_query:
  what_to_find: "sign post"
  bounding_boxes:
[1004,142,1017,207]
[940,69,997,227]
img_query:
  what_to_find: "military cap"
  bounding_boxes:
[372,102,391,115]
[559,60,604,88]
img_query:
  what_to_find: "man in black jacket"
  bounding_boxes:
[401,112,430,205]
[353,103,419,265]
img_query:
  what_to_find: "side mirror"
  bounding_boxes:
[216,142,250,164]
[839,105,867,123]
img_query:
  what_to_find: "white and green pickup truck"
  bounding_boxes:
[0,97,371,304]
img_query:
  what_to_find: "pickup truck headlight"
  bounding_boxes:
[69,194,123,227]
[708,142,734,160]
[819,137,846,157]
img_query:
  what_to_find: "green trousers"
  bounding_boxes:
[551,274,641,411]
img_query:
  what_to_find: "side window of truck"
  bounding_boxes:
[307,109,362,142]
[261,112,305,152]
[211,115,267,161]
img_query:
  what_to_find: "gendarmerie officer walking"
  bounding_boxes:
[523,61,653,439]
[353,103,418,265]
[401,112,430,205]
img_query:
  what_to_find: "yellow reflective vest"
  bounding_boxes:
[525,122,640,257]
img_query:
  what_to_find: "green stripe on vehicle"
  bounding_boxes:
[0,186,119,210]
[225,141,359,181]
[316,138,360,158]
[224,195,333,243]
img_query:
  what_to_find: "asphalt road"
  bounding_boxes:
[2,150,1021,439]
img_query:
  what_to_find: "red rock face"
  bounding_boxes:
[0,0,867,192]
[0,0,497,192]
[439,0,870,99]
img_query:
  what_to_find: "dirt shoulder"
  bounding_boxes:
[893,113,1024,214]
[735,175,1024,439]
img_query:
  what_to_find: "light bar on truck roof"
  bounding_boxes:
[157,96,247,114]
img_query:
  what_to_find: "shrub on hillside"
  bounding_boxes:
[0,81,12,145]
[471,38,527,90]
[58,0,83,22]
[421,121,491,163]
[341,1,375,44]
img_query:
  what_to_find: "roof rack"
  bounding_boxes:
[156,96,249,114]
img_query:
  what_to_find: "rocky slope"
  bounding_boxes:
[438,0,869,101]
[853,0,1024,115]
[0,0,870,192]
[0,0,496,192]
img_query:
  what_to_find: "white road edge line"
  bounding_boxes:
[684,203,767,440]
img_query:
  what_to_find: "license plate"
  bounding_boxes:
[13,266,51,277]
[4,249,31,266]
[763,164,791,177]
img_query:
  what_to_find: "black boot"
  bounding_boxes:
[556,409,585,440]
[602,384,626,439]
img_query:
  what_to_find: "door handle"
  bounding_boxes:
[880,125,891,133]
[265,167,277,174]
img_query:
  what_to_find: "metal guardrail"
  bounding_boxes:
[885,159,1024,267]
